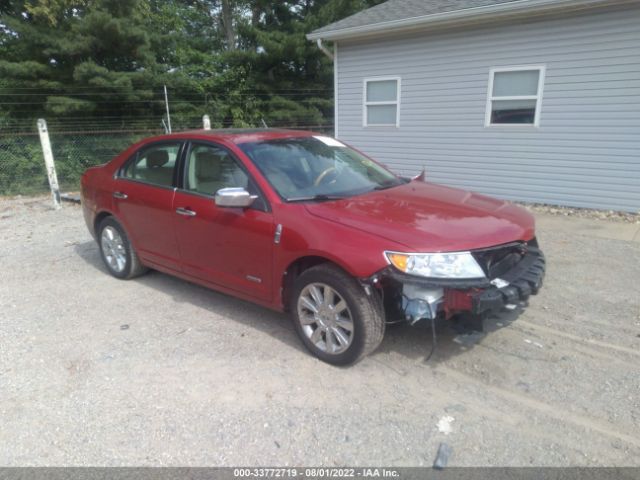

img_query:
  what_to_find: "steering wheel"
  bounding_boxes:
[314,167,337,186]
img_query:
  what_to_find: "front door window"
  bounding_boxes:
[185,144,249,195]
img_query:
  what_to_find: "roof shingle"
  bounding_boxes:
[310,0,526,36]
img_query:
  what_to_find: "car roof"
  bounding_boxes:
[152,128,320,145]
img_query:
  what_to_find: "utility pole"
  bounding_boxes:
[164,85,172,133]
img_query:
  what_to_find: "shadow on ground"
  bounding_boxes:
[75,240,525,366]
[374,307,525,367]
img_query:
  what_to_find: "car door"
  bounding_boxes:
[172,141,274,301]
[113,141,184,272]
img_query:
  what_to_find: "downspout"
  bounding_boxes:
[314,39,338,138]
[316,38,334,60]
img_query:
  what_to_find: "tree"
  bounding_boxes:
[221,0,236,50]
[0,0,386,131]
[0,0,163,129]
[214,0,385,128]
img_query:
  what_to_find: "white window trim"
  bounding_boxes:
[485,65,546,128]
[363,76,401,128]
[334,42,339,139]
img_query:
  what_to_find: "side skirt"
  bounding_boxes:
[140,257,283,313]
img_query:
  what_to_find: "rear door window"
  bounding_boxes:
[123,143,182,187]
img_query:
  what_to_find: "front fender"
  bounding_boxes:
[270,204,406,309]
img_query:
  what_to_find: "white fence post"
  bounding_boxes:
[202,114,211,130]
[163,85,172,133]
[37,119,61,210]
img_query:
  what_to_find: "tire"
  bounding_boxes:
[290,264,385,365]
[97,216,147,280]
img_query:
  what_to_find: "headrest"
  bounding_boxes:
[195,150,223,180]
[147,150,169,168]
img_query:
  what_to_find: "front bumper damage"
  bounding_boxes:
[470,247,545,315]
[367,241,545,326]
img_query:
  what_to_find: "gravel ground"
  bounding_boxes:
[518,202,640,224]
[1,196,639,467]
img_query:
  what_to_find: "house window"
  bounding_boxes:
[486,66,545,126]
[364,77,400,127]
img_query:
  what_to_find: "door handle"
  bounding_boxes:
[113,191,128,200]
[176,207,197,217]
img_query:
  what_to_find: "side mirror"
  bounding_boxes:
[215,187,257,208]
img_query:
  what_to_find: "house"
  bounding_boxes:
[308,0,640,212]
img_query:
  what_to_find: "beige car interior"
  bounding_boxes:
[187,146,248,196]
[128,147,176,187]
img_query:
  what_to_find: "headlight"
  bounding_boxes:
[385,251,486,279]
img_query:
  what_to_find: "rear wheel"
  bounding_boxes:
[98,217,147,280]
[291,264,385,365]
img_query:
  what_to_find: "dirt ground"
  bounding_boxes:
[0,196,639,466]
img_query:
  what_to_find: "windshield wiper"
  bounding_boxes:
[286,194,346,203]
[372,180,402,191]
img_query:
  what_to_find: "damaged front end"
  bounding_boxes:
[366,239,545,330]
[401,284,444,325]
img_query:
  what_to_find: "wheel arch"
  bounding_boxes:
[93,210,114,236]
[94,210,140,252]
[280,255,355,312]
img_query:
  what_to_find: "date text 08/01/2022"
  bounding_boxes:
[233,468,400,478]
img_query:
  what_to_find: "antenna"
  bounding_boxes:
[261,118,268,128]
[414,167,427,182]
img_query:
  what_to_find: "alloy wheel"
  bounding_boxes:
[297,283,354,354]
[100,226,127,273]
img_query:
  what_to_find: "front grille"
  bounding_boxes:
[472,240,533,279]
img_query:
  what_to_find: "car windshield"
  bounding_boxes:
[238,136,403,201]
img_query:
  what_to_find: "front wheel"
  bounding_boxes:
[290,264,385,365]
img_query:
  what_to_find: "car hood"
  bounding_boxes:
[304,181,535,252]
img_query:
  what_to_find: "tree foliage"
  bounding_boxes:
[0,0,385,131]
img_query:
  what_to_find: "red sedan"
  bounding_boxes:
[81,129,545,365]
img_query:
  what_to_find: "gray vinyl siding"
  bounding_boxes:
[335,6,640,212]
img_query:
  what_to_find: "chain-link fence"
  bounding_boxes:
[0,133,47,195]
[0,129,161,196]
[0,123,334,196]
[51,130,163,192]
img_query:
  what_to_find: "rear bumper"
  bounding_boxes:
[81,195,97,239]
